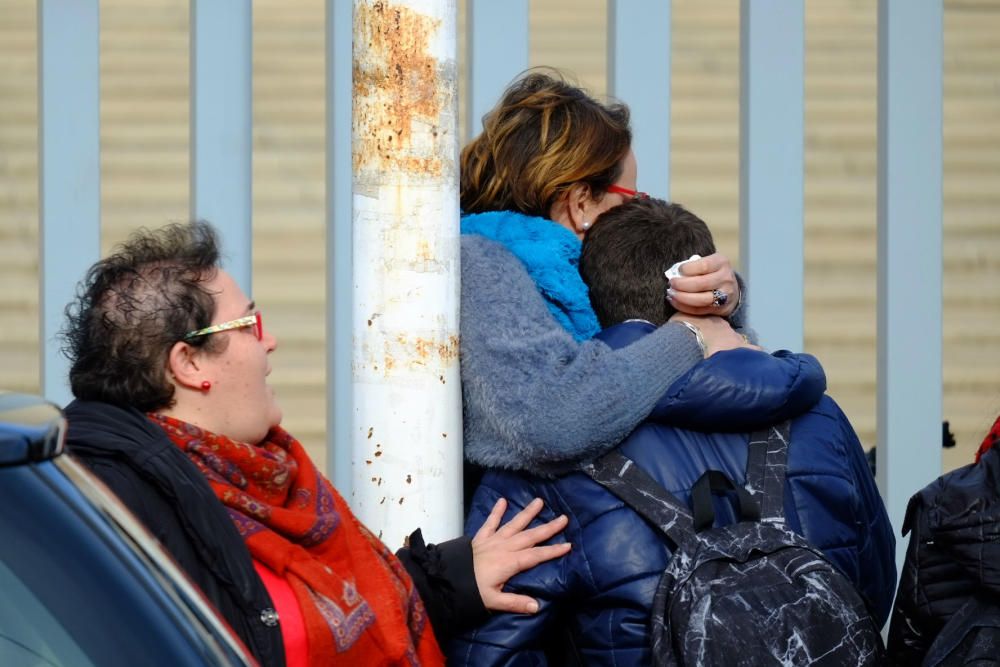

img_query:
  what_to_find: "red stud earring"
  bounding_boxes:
[201,380,212,391]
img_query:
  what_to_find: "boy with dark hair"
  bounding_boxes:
[580,197,716,328]
[449,198,895,666]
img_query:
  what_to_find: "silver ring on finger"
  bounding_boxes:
[711,289,728,308]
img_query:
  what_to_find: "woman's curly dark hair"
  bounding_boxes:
[61,221,226,411]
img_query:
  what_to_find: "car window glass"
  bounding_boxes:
[0,558,95,667]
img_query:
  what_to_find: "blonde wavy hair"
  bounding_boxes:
[460,69,632,218]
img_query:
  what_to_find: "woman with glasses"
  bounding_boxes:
[61,221,570,667]
[458,69,759,492]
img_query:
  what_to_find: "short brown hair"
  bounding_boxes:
[580,198,716,328]
[460,69,632,218]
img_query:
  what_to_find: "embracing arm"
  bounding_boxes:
[639,347,827,431]
[461,235,705,474]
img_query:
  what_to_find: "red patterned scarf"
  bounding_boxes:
[150,414,443,666]
[975,414,1000,463]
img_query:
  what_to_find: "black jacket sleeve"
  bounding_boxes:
[396,529,489,642]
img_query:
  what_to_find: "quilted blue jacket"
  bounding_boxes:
[448,321,896,667]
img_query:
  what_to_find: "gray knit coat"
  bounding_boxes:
[460,234,748,476]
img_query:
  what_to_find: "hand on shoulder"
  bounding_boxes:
[470,498,570,614]
[669,313,761,357]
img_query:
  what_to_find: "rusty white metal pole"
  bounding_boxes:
[351,0,462,548]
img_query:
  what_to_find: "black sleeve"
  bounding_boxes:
[396,529,489,642]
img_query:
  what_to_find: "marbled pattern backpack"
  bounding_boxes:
[584,421,885,666]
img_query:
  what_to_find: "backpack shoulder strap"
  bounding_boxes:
[745,420,791,522]
[583,450,693,547]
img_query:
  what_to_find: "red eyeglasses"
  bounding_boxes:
[607,184,649,200]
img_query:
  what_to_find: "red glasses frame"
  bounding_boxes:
[607,184,650,200]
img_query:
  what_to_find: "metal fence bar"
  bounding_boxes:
[326,0,354,496]
[608,0,671,198]
[38,0,101,407]
[739,0,805,353]
[351,0,463,547]
[876,0,943,568]
[465,0,528,142]
[31,4,948,566]
[190,0,253,293]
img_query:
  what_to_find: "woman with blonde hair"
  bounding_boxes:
[458,69,765,483]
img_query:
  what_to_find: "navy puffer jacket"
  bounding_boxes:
[448,322,896,667]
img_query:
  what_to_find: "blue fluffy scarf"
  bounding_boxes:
[461,210,600,341]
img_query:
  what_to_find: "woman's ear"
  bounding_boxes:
[167,340,204,391]
[564,183,594,235]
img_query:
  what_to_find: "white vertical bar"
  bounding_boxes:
[466,0,528,142]
[38,0,101,407]
[352,0,462,547]
[739,0,804,353]
[190,0,253,294]
[326,0,354,495]
[608,0,671,197]
[876,0,943,569]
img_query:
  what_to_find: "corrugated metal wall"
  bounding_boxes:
[1,0,998,473]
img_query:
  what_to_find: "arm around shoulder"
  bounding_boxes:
[460,235,704,474]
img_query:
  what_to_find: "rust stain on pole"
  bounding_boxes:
[403,333,459,362]
[353,1,450,179]
[370,333,458,377]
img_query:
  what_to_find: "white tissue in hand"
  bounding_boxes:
[664,254,702,281]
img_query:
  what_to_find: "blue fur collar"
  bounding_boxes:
[461,210,600,341]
